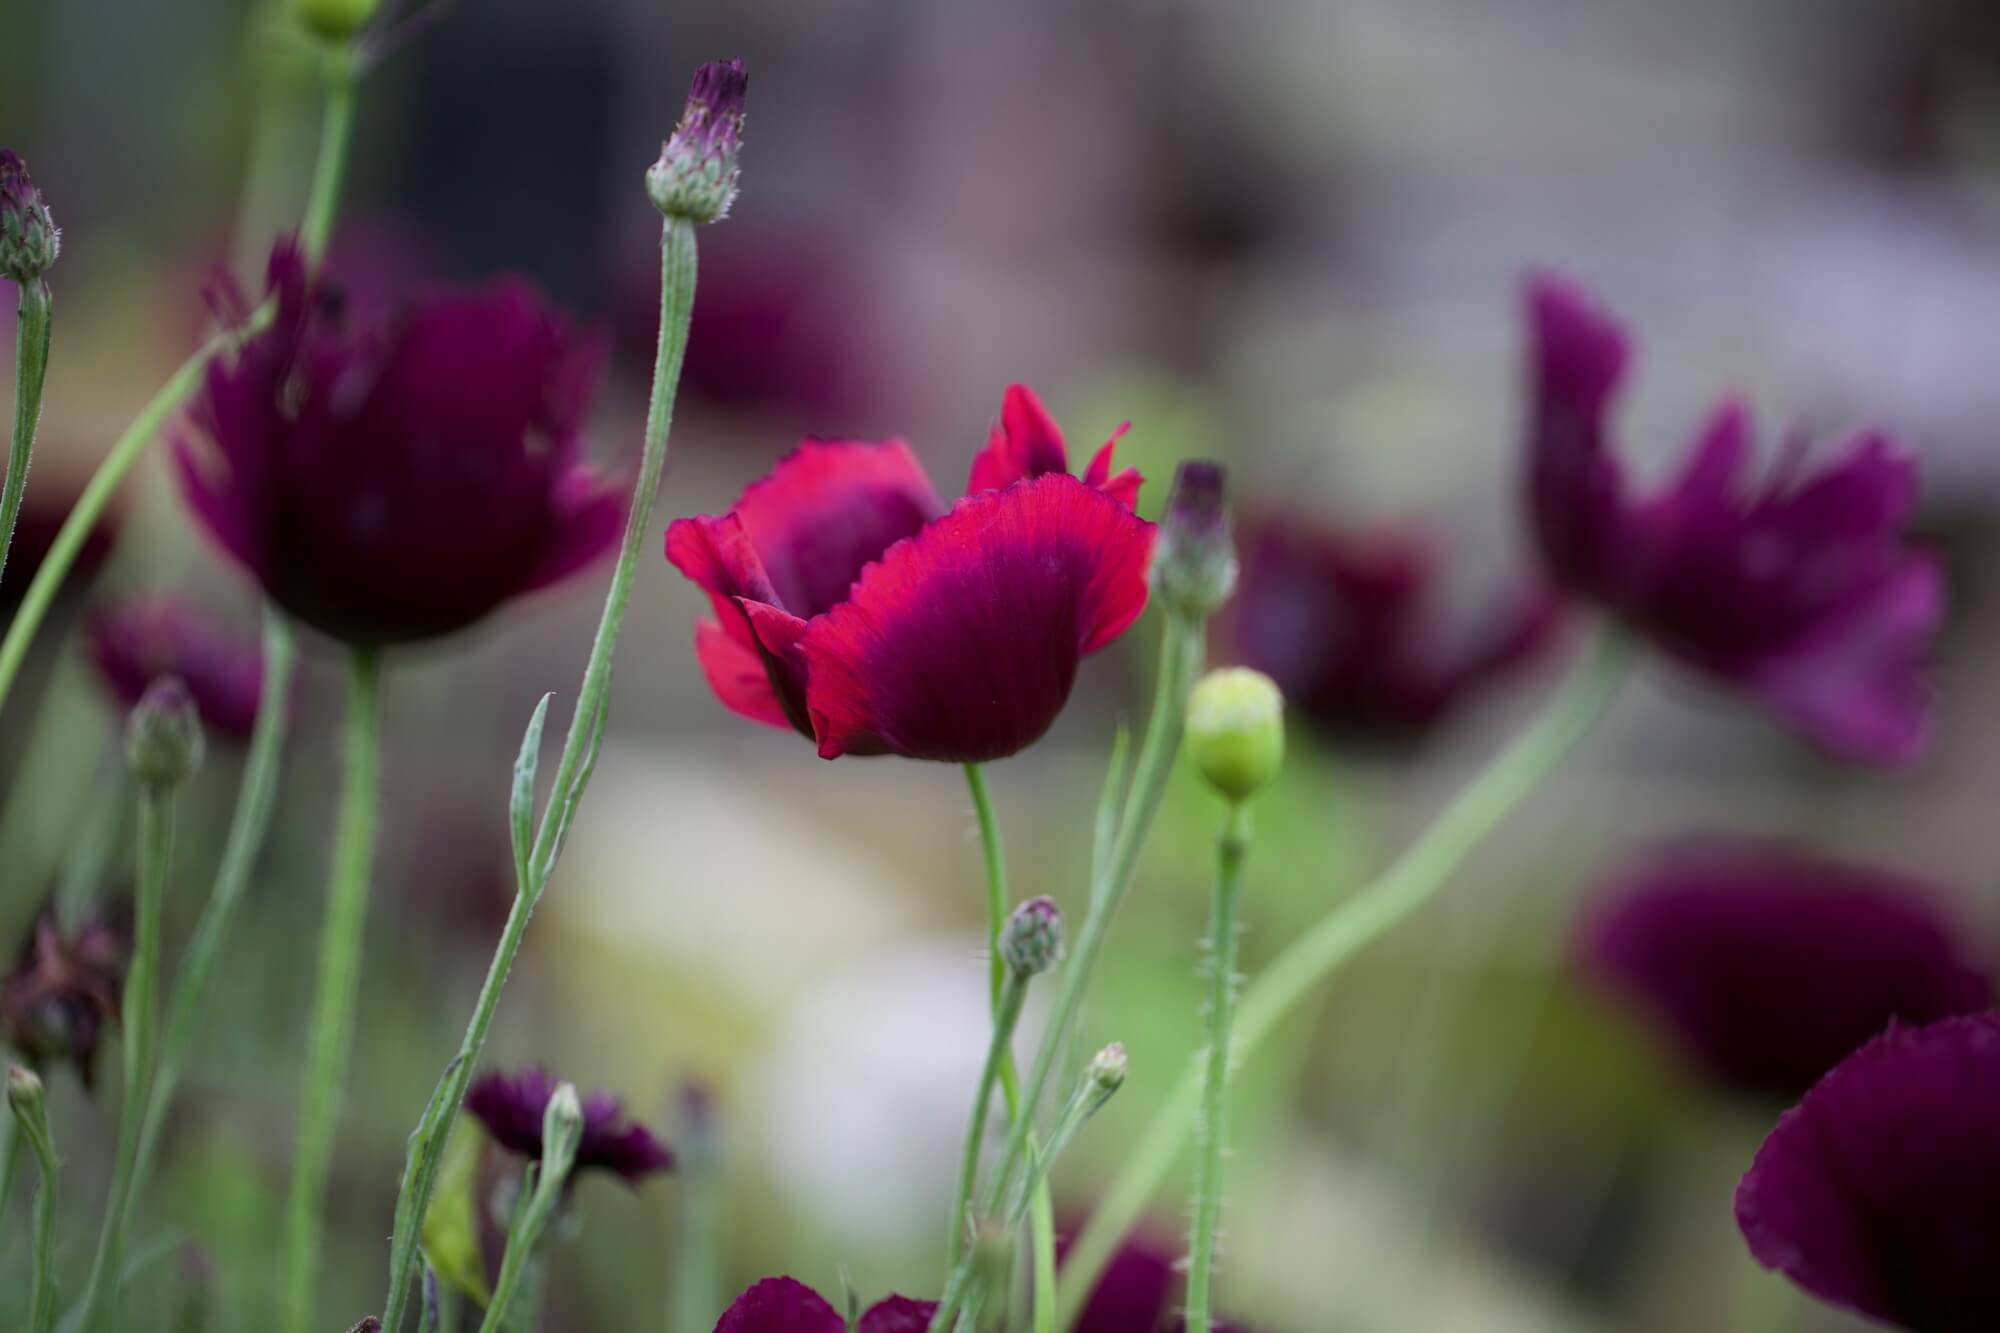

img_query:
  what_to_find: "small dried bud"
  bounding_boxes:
[0,149,60,283]
[999,896,1065,977]
[1186,667,1285,803]
[293,0,382,41]
[126,675,206,788]
[647,59,748,223]
[1151,461,1236,621]
[1087,1042,1129,1095]
[346,1320,384,1333]
[2,907,128,1089]
[7,1062,44,1112]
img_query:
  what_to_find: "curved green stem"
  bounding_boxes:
[2,278,52,592]
[1055,629,1634,1330]
[944,970,1028,1269]
[300,50,356,265]
[132,611,298,1208]
[381,214,701,1330]
[1183,804,1249,1332]
[282,648,382,1333]
[77,780,176,1333]
[9,1070,60,1333]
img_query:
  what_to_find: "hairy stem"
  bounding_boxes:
[1,278,52,592]
[1183,805,1249,1331]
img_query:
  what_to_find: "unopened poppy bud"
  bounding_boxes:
[1000,896,1065,977]
[541,1081,586,1181]
[6,1062,44,1114]
[647,59,747,224]
[125,675,205,788]
[1186,668,1284,804]
[293,0,381,41]
[0,149,59,284]
[1151,461,1236,621]
[1088,1042,1128,1096]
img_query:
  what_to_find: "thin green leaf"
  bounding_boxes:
[419,1116,492,1308]
[510,694,554,893]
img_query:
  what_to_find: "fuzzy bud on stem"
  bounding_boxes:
[541,1082,585,1183]
[1152,461,1236,621]
[7,1062,44,1115]
[1087,1042,1129,1098]
[1186,668,1285,804]
[126,676,205,789]
[0,150,59,284]
[647,59,747,223]
[999,896,1065,977]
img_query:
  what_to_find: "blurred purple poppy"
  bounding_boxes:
[1525,276,1943,764]
[1736,1013,2000,1331]
[464,1066,672,1186]
[0,482,118,607]
[84,599,264,740]
[1578,840,1990,1100]
[713,1277,933,1333]
[1218,513,1557,744]
[174,240,624,648]
[1,905,128,1090]
[1059,1226,1253,1332]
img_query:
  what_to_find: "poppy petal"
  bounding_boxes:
[967,383,1072,495]
[714,1278,847,1333]
[857,1296,939,1333]
[693,618,792,730]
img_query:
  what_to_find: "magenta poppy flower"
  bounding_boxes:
[84,600,264,740]
[966,383,1142,509]
[714,1277,933,1333]
[1059,1227,1254,1333]
[464,1066,672,1186]
[1218,514,1557,744]
[1525,276,1943,765]
[173,241,624,648]
[1736,1013,2000,1331]
[665,386,1154,761]
[1579,840,1990,1101]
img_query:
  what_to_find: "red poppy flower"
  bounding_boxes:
[714,1277,933,1333]
[966,383,1142,508]
[665,386,1153,761]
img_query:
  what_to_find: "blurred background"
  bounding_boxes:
[5,0,2000,1328]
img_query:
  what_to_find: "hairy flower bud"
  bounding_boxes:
[541,1081,585,1181]
[1151,461,1236,621]
[1088,1042,1129,1095]
[6,1062,44,1113]
[647,59,748,223]
[0,149,60,283]
[1186,668,1285,803]
[125,675,206,788]
[293,0,382,41]
[1000,896,1065,977]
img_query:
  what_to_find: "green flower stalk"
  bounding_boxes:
[78,679,204,1333]
[1,149,57,597]
[477,1085,584,1333]
[1181,669,1284,1331]
[378,60,745,1331]
[8,1065,60,1333]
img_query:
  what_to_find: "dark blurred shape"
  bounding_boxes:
[85,599,264,740]
[175,240,623,649]
[1525,274,1944,767]
[1577,840,1990,1101]
[1151,459,1233,622]
[1736,1013,2000,1332]
[714,1277,933,1333]
[0,479,118,608]
[465,1065,673,1187]
[1058,1225,1253,1332]
[1,903,128,1090]
[1219,514,1557,746]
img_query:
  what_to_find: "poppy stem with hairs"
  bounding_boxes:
[1053,627,1634,1331]
[378,211,703,1332]
[1183,802,1249,1332]
[282,647,382,1333]
[1,277,52,593]
[0,46,358,725]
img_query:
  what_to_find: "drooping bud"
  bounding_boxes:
[1087,1042,1129,1097]
[1186,667,1285,803]
[293,0,382,42]
[999,896,1065,977]
[0,149,60,284]
[646,59,748,223]
[1151,461,1236,621]
[125,675,206,788]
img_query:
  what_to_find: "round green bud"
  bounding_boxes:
[1086,1042,1128,1095]
[999,896,1064,976]
[6,1062,44,1111]
[125,675,205,789]
[294,0,383,41]
[1186,667,1284,803]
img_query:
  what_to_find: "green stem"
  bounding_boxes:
[668,1098,721,1333]
[132,611,298,1209]
[77,780,176,1333]
[944,972,1028,1268]
[1184,805,1248,1332]
[965,764,1009,1012]
[282,648,382,1333]
[2,278,52,593]
[0,60,356,726]
[479,1156,576,1333]
[9,1073,61,1333]
[981,613,1203,1221]
[1054,629,1633,1330]
[0,1113,18,1213]
[300,48,356,268]
[381,214,700,1330]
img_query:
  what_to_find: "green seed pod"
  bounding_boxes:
[1186,667,1284,803]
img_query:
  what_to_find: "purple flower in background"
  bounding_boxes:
[1,906,128,1090]
[1525,276,1943,764]
[1736,1013,2000,1331]
[1059,1227,1253,1333]
[174,240,623,649]
[465,1066,672,1186]
[1578,840,1990,1101]
[713,1277,933,1333]
[1218,514,1557,744]
[84,600,264,740]
[0,482,118,607]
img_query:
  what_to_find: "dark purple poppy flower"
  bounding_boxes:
[1579,840,1990,1101]
[464,1066,672,1186]
[1219,514,1557,743]
[1736,1013,2000,1331]
[83,600,264,740]
[665,387,1154,761]
[1525,276,1943,765]
[1,905,128,1089]
[713,1277,934,1333]
[1058,1227,1252,1333]
[173,240,624,648]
